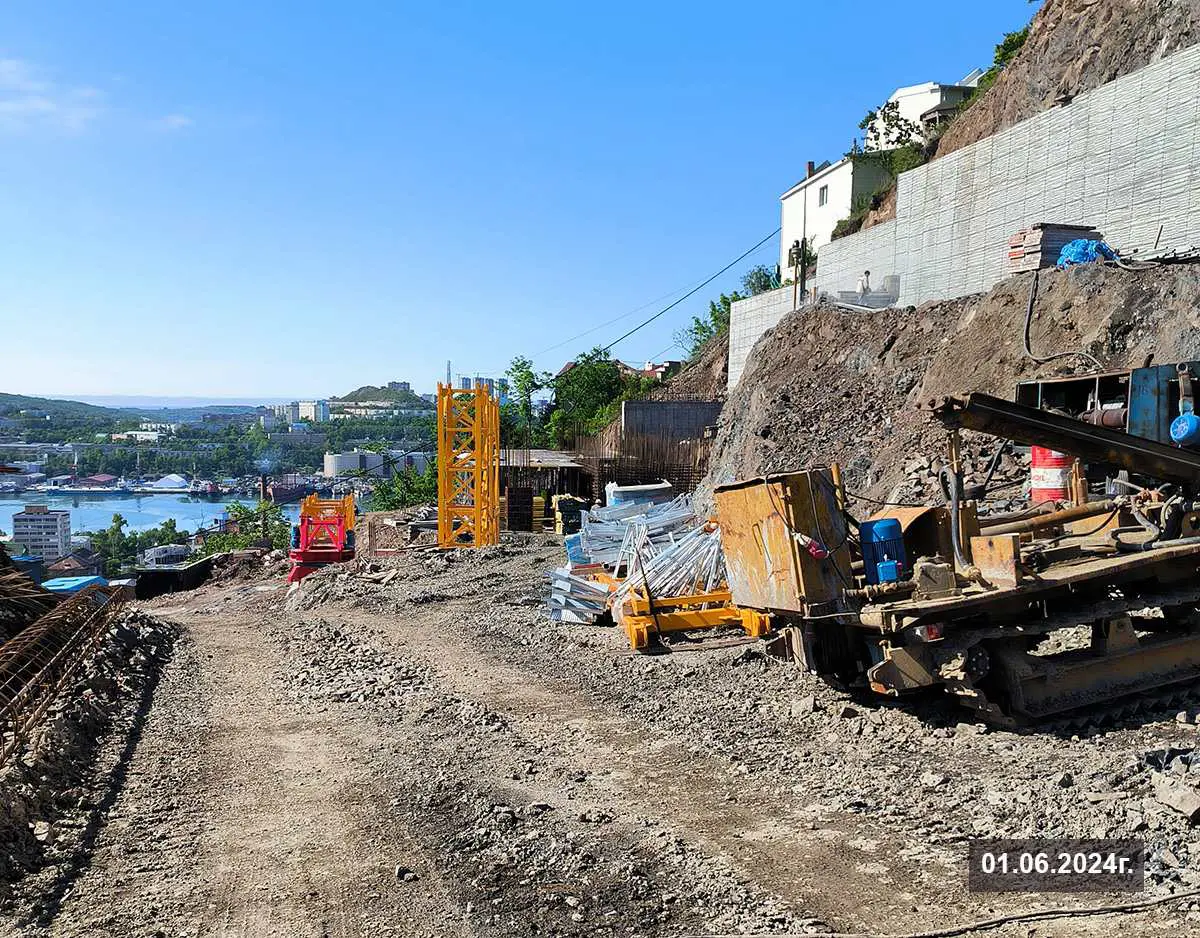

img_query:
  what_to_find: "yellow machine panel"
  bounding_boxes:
[714,468,852,615]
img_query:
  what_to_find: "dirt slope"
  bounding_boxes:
[700,263,1200,508]
[936,0,1200,159]
[652,331,728,401]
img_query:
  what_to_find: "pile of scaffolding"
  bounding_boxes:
[609,522,725,616]
[544,488,764,649]
[547,494,702,624]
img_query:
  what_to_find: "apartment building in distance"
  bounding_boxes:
[298,400,330,423]
[12,505,71,561]
[274,400,330,423]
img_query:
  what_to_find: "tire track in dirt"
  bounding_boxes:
[330,602,942,933]
[31,608,470,938]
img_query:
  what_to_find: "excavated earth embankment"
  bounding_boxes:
[700,263,1200,508]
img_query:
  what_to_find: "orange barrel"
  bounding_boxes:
[1030,447,1072,505]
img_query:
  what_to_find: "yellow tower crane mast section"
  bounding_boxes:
[436,383,500,549]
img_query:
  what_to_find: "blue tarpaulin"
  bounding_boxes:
[1056,239,1117,268]
[42,575,108,593]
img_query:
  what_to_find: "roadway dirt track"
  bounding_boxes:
[2,539,1197,936]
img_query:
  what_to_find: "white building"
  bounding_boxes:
[112,430,162,443]
[139,543,193,567]
[274,401,301,424]
[298,400,330,423]
[323,450,388,478]
[387,381,412,392]
[12,505,71,561]
[866,71,983,150]
[779,157,894,263]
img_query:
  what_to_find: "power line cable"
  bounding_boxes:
[601,228,781,353]
[529,280,713,360]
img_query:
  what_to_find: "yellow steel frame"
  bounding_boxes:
[621,588,773,652]
[298,493,356,531]
[437,383,500,549]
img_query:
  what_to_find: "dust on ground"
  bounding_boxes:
[3,539,1197,936]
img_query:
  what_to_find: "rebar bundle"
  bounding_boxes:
[0,567,61,638]
[0,586,124,768]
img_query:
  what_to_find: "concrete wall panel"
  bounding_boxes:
[730,43,1200,388]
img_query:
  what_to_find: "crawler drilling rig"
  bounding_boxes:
[716,361,1200,724]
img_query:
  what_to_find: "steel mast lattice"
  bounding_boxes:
[436,383,500,548]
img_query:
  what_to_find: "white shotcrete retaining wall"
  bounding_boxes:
[729,42,1200,388]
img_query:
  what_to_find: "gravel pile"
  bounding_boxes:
[273,617,432,706]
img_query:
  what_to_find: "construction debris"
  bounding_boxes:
[1008,223,1105,273]
[545,566,613,624]
[0,567,59,642]
[1154,776,1200,823]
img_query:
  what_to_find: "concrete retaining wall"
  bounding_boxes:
[728,289,793,388]
[729,41,1200,388]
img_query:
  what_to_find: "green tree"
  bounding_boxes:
[993,26,1029,69]
[859,100,922,150]
[198,500,291,556]
[740,265,782,296]
[506,355,549,446]
[674,291,744,361]
[546,347,625,446]
[369,462,438,511]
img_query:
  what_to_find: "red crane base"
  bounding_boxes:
[287,547,355,583]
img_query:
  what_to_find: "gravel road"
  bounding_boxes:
[2,539,1199,936]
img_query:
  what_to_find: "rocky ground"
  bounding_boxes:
[700,263,1200,513]
[2,538,1200,936]
[934,0,1200,161]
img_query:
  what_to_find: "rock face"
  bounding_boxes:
[700,263,1200,510]
[936,0,1200,160]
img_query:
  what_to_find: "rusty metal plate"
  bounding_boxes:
[715,468,851,614]
[970,534,1022,588]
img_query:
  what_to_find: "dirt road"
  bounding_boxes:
[3,540,1198,936]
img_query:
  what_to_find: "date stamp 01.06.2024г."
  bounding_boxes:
[968,839,1145,893]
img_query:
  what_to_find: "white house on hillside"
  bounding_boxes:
[778,157,894,265]
[866,70,984,149]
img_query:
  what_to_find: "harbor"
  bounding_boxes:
[0,490,301,535]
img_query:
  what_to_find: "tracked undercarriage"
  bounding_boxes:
[860,543,1200,726]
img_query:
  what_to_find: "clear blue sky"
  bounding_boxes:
[1,1,1037,400]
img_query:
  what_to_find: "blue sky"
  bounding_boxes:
[1,1,1037,400]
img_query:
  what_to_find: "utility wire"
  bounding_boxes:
[530,281,712,360]
[601,228,781,353]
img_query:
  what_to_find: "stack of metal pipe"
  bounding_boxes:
[610,523,726,618]
[578,494,695,568]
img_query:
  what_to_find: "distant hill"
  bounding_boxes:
[334,385,431,407]
[0,393,261,422]
[0,392,121,419]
